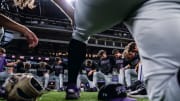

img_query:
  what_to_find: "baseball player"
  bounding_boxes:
[0,48,20,84]
[123,46,140,87]
[77,59,97,91]
[52,0,180,100]
[111,49,126,85]
[93,50,114,87]
[51,57,67,90]
[0,0,38,98]
[36,62,51,90]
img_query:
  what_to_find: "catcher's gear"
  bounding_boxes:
[3,73,43,101]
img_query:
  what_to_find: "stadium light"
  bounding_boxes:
[30,56,34,60]
[20,56,24,59]
[45,57,49,61]
[12,55,15,58]
[38,57,42,60]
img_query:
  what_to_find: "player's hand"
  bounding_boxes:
[88,71,93,76]
[14,59,21,64]
[23,28,39,48]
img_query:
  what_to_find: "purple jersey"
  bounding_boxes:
[0,56,7,72]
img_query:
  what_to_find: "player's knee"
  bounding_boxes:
[72,30,91,43]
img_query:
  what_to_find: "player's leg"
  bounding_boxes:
[0,71,8,96]
[88,79,97,89]
[77,74,82,88]
[44,73,49,89]
[79,75,89,84]
[92,72,99,87]
[78,74,97,91]
[59,73,63,89]
[68,0,126,83]
[0,72,8,84]
[93,71,106,87]
[77,74,94,91]
[55,75,60,90]
[67,39,86,86]
[82,75,96,89]
[125,69,137,87]
[40,77,44,89]
[137,63,143,82]
[125,69,132,87]
[127,1,180,101]
[66,0,144,99]
[68,0,125,87]
[119,68,125,85]
[104,74,112,85]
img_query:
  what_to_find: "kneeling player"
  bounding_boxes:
[77,59,97,91]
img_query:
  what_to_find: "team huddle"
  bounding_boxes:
[0,43,144,101]
[1,0,180,101]
[0,41,146,101]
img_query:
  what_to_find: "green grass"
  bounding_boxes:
[0,91,149,101]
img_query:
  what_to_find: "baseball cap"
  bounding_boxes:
[98,84,136,101]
